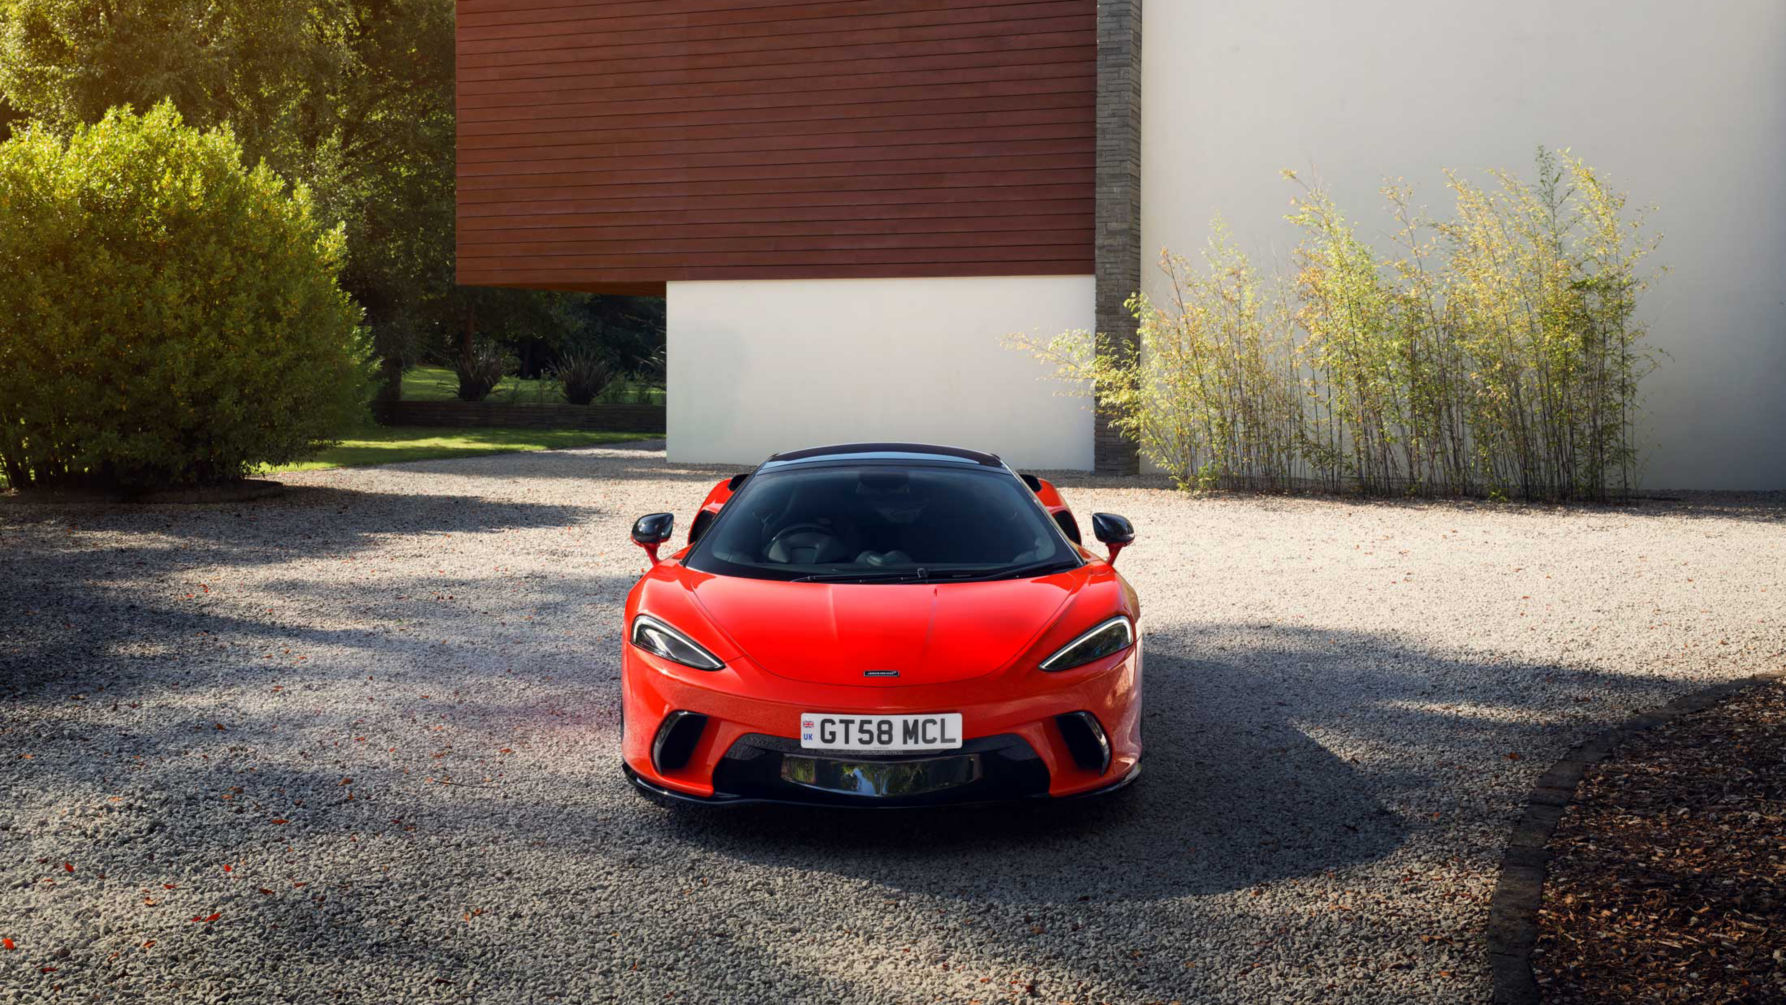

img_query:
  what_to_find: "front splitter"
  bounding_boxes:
[621,760,1140,810]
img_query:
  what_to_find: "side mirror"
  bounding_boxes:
[1090,512,1135,565]
[631,512,674,565]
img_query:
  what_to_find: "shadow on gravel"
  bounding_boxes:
[0,487,622,698]
[0,570,636,704]
[659,625,1684,907]
[0,484,595,547]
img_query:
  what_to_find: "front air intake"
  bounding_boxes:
[652,711,709,773]
[1055,711,1111,774]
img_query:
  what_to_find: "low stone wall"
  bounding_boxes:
[372,401,665,433]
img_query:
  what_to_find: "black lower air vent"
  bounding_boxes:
[652,711,709,772]
[1055,711,1111,773]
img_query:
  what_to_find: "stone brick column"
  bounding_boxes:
[1094,0,1142,475]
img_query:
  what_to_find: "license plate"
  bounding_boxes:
[799,712,963,751]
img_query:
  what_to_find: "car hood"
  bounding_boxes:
[689,572,1085,685]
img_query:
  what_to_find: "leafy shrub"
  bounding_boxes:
[0,102,367,490]
[552,349,614,406]
[1015,149,1658,502]
[453,341,511,402]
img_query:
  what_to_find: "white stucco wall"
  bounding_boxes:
[666,276,1096,470]
[1143,0,1786,490]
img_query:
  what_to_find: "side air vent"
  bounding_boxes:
[1053,510,1082,545]
[1055,711,1111,774]
[652,711,709,773]
[688,509,715,545]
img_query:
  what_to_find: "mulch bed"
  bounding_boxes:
[1533,679,1786,1003]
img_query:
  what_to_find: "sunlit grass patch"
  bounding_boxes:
[266,427,651,473]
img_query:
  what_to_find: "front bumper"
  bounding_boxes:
[623,755,1141,810]
[621,643,1142,805]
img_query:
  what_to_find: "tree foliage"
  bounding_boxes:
[0,94,23,139]
[0,103,367,489]
[0,0,454,377]
[0,0,666,402]
[0,0,665,393]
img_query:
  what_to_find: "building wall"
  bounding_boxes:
[456,0,1096,294]
[1142,0,1786,490]
[666,276,1095,469]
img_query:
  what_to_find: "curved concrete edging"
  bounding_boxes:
[1486,668,1786,1004]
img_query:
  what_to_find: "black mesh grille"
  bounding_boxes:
[711,733,1050,807]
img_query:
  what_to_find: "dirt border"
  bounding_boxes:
[1486,667,1786,1004]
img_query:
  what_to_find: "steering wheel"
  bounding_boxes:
[765,522,851,565]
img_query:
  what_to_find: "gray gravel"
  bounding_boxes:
[1,446,1781,1004]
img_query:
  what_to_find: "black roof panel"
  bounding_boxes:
[764,442,1002,467]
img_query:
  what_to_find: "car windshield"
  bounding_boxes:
[685,462,1079,583]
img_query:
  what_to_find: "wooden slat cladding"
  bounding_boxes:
[455,0,1096,293]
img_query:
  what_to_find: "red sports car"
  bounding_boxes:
[620,443,1140,807]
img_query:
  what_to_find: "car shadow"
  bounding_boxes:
[651,621,1685,909]
[655,646,1404,904]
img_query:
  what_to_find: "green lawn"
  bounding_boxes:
[265,426,652,473]
[402,366,666,406]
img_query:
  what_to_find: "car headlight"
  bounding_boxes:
[1039,615,1134,672]
[631,613,724,671]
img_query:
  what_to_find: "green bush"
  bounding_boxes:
[552,348,614,405]
[0,102,367,490]
[453,340,512,402]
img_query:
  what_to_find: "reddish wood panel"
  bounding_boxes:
[455,0,1096,294]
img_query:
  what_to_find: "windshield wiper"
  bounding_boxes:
[790,568,931,584]
[926,559,1077,582]
[790,559,1076,584]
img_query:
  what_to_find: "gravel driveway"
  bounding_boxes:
[2,446,1780,1004]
